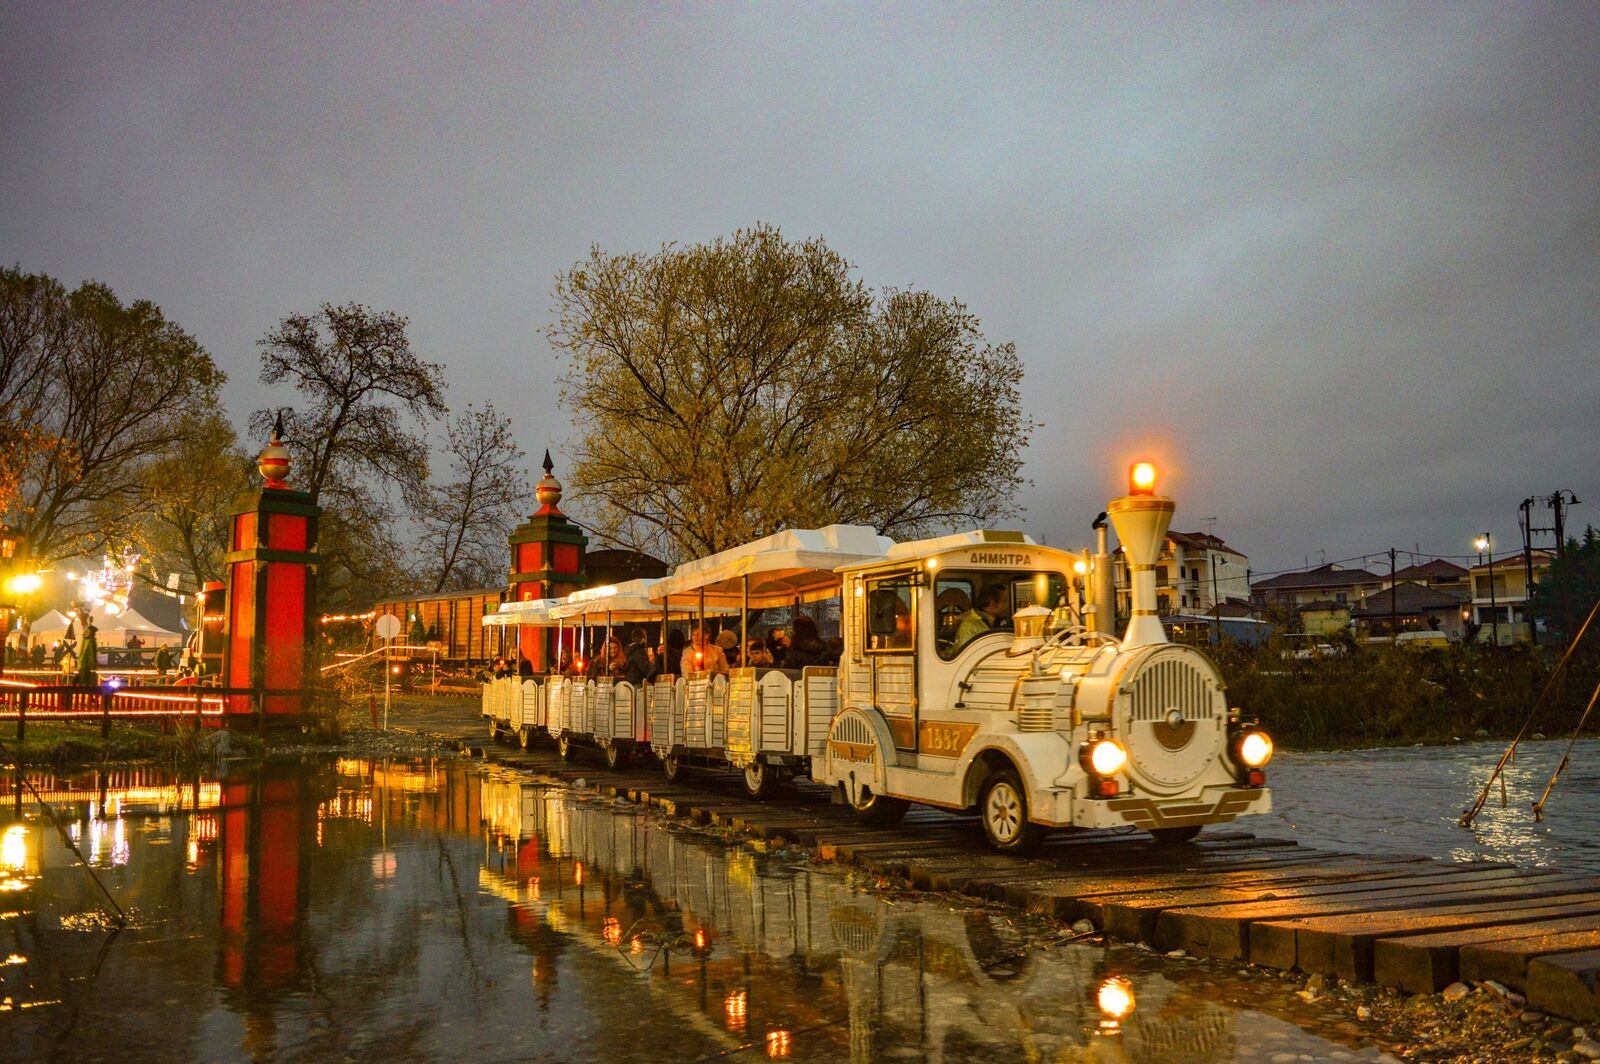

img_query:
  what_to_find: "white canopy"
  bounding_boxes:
[549,578,728,621]
[29,604,183,646]
[480,598,565,628]
[649,524,894,607]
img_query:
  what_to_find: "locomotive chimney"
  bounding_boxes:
[1107,462,1174,648]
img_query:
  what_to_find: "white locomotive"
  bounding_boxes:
[483,463,1274,852]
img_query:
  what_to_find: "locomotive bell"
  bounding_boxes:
[1108,461,1175,648]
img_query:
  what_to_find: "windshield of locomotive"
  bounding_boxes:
[935,568,1067,660]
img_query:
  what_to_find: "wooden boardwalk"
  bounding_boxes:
[454,730,1600,1021]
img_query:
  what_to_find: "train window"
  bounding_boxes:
[936,570,1068,660]
[864,578,915,652]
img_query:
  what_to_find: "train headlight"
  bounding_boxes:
[1129,461,1158,496]
[1081,738,1128,777]
[1232,728,1274,768]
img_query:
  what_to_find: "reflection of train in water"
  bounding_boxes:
[484,464,1275,852]
[475,770,1239,1063]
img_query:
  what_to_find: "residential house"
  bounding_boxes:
[1251,564,1385,612]
[1351,581,1469,640]
[1114,530,1250,621]
[1468,549,1554,645]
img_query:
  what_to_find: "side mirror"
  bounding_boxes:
[867,590,902,637]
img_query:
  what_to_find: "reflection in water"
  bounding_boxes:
[0,757,1381,1061]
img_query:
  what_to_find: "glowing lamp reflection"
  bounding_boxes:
[765,1030,792,1058]
[1097,975,1135,1024]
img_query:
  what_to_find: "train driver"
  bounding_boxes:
[951,583,1010,654]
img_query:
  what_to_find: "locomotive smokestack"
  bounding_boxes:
[1107,462,1174,648]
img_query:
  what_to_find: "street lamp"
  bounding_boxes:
[1474,533,1498,647]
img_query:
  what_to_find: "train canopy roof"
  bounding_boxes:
[649,524,894,608]
[480,598,564,627]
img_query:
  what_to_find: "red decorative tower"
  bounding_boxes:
[506,451,587,670]
[221,414,320,718]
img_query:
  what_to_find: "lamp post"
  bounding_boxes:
[1211,555,1227,645]
[1475,533,1498,647]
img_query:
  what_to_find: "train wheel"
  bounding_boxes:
[604,742,630,771]
[487,718,500,741]
[1149,825,1202,845]
[518,727,533,750]
[557,734,575,761]
[661,751,685,783]
[742,760,780,801]
[848,787,909,826]
[979,768,1046,854]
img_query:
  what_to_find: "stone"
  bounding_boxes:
[1575,1039,1600,1060]
[1306,973,1327,993]
[1525,1011,1548,1024]
[1442,981,1471,1002]
[1356,1006,1372,1021]
[1166,948,1187,959]
[1071,919,1095,935]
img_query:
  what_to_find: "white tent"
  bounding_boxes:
[98,605,184,647]
[26,604,183,647]
[26,609,76,647]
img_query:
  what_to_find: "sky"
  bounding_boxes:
[3,3,1596,579]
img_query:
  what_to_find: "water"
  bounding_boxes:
[1,743,1594,1061]
[1260,737,1600,874]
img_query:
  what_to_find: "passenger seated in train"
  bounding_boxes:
[716,627,740,667]
[682,625,730,677]
[782,615,828,669]
[766,627,788,666]
[652,629,686,680]
[624,629,653,685]
[744,638,773,667]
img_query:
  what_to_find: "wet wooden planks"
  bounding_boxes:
[459,730,1600,1018]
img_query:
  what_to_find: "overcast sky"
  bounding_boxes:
[4,3,1596,577]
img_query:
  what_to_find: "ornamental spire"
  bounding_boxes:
[535,450,563,514]
[258,411,291,489]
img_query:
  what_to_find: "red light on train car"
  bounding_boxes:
[1095,777,1119,797]
[1129,462,1158,496]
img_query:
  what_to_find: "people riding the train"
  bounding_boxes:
[681,625,730,677]
[652,629,687,680]
[623,628,653,685]
[782,615,828,669]
[744,638,773,667]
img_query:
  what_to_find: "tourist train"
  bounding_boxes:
[481,463,1274,852]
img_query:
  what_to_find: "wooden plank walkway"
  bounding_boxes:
[452,729,1600,1020]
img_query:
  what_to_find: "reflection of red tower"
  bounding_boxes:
[222,416,320,717]
[507,451,587,670]
[217,763,310,1054]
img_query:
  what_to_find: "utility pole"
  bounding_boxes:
[1389,548,1398,639]
[1520,498,1538,643]
[1550,489,1582,561]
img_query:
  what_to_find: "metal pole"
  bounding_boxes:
[1389,548,1398,640]
[1486,543,1499,647]
[383,636,391,730]
[1211,557,1221,645]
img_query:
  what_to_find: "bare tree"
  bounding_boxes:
[549,225,1031,560]
[412,403,531,592]
[253,302,447,604]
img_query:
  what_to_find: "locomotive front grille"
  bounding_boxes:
[1127,656,1221,722]
[832,713,873,746]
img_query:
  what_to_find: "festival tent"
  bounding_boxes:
[24,609,76,647]
[27,604,183,647]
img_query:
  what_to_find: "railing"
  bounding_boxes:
[0,678,291,740]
